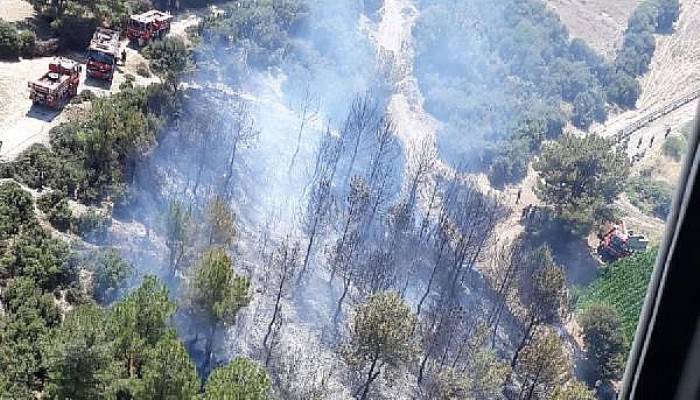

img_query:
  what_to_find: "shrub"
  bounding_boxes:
[606,71,641,109]
[78,89,97,101]
[136,62,151,77]
[72,208,110,244]
[51,14,97,50]
[625,176,673,219]
[18,30,36,56]
[663,133,688,161]
[46,199,73,232]
[143,37,191,88]
[572,88,607,129]
[488,139,531,187]
[33,38,60,57]
[656,0,680,33]
[0,20,22,59]
[579,304,626,381]
[37,191,65,214]
[84,249,134,304]
[0,181,35,239]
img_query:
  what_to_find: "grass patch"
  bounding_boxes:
[578,248,657,352]
[625,176,673,219]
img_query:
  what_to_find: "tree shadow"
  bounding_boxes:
[14,15,54,41]
[521,206,600,287]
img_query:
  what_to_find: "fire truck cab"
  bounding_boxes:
[28,57,81,109]
[127,10,173,46]
[86,28,120,82]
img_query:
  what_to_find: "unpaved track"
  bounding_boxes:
[372,0,537,266]
[371,0,449,194]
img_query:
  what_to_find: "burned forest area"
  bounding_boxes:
[0,0,689,399]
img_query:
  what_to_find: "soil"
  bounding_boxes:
[0,0,35,23]
[547,0,643,59]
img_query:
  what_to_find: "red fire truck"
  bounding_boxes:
[127,10,173,46]
[86,28,120,82]
[597,224,649,263]
[28,58,81,109]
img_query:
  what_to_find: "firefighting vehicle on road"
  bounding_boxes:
[28,57,81,109]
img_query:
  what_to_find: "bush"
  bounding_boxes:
[0,181,35,239]
[606,71,641,109]
[136,62,151,77]
[488,139,531,187]
[46,199,73,232]
[51,14,97,50]
[32,38,60,57]
[625,176,673,219]
[37,191,65,214]
[75,89,97,104]
[657,0,680,33]
[84,249,134,304]
[143,37,191,87]
[0,21,23,59]
[663,135,687,161]
[579,304,626,381]
[72,208,110,244]
[572,88,607,130]
[18,30,36,55]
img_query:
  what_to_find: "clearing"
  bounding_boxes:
[546,0,643,59]
[0,0,34,23]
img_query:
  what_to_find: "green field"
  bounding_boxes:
[578,248,658,350]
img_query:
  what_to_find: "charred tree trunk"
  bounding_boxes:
[416,240,446,317]
[357,354,382,400]
[511,318,536,369]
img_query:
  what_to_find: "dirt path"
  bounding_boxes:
[0,0,35,23]
[371,0,450,199]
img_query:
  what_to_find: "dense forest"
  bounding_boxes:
[0,0,682,398]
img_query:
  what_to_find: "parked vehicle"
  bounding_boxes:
[86,28,120,82]
[28,57,81,109]
[127,10,173,46]
[597,224,649,263]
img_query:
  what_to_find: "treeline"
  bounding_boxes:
[609,0,681,108]
[0,181,271,398]
[415,0,680,186]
